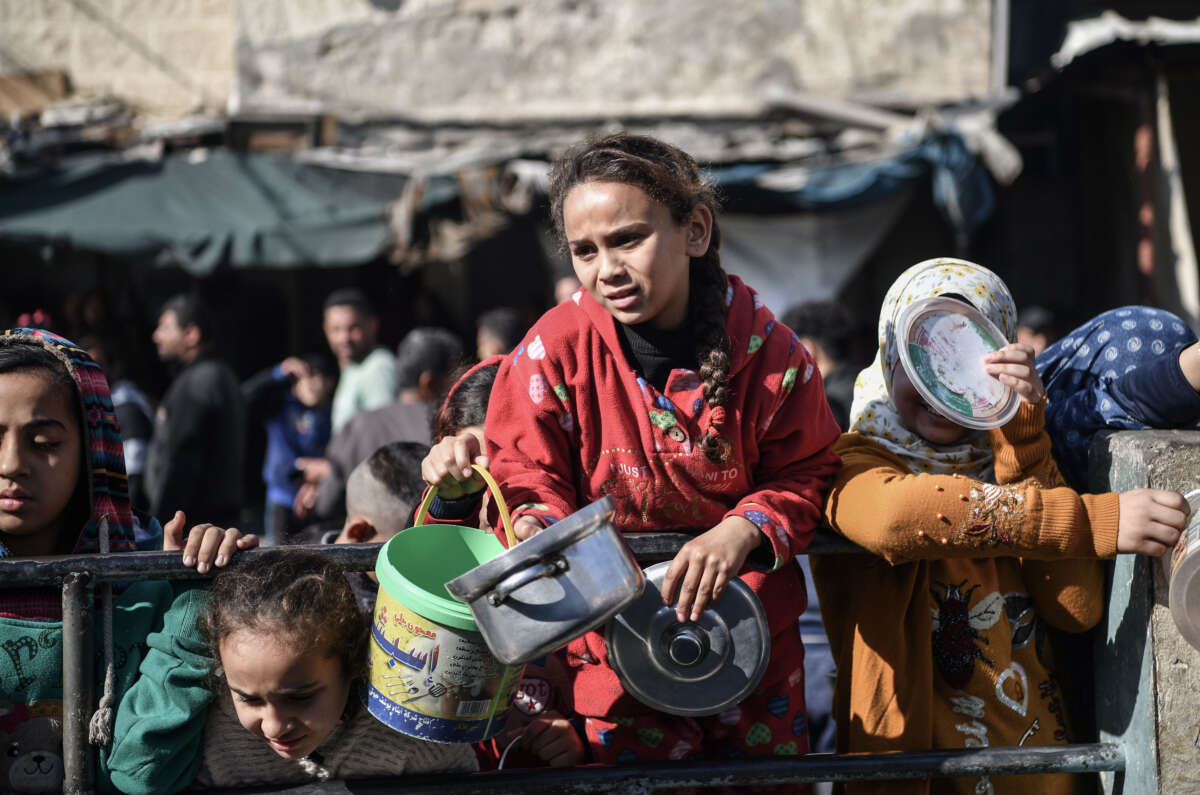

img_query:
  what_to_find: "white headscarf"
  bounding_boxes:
[849,257,1017,479]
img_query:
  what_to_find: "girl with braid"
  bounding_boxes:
[484,133,841,770]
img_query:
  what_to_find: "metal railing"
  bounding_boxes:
[0,532,1125,794]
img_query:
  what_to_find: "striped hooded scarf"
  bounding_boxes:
[849,257,1018,480]
[0,328,137,559]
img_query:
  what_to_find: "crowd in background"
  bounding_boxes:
[12,133,1190,795]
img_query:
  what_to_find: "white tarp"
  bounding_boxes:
[719,190,914,318]
[1052,12,1200,70]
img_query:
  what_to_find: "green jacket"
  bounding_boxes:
[104,586,212,795]
[0,581,182,795]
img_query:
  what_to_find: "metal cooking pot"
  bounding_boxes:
[444,495,644,666]
[605,561,770,717]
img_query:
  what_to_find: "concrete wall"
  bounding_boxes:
[235,0,994,121]
[0,0,235,119]
[0,0,993,123]
[1090,430,1200,794]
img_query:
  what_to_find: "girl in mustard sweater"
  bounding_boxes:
[813,258,1188,795]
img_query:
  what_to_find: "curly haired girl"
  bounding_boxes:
[107,549,477,792]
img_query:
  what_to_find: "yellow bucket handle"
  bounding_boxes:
[413,463,517,549]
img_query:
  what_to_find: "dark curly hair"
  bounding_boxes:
[433,360,501,441]
[548,133,731,463]
[201,549,369,683]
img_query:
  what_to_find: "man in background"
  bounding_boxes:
[323,287,398,432]
[146,294,245,528]
[299,327,464,521]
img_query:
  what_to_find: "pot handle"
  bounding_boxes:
[412,462,517,548]
[488,556,569,606]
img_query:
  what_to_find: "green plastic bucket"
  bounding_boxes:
[366,520,524,743]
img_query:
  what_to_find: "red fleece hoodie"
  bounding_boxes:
[485,276,842,717]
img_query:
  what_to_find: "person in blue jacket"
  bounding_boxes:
[243,353,336,544]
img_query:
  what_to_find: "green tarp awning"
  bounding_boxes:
[0,150,397,274]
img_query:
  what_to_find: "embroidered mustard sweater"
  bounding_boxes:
[813,400,1119,795]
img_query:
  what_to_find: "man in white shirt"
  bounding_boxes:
[322,288,399,432]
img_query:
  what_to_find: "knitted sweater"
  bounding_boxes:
[194,692,478,788]
[485,277,842,717]
[812,400,1120,795]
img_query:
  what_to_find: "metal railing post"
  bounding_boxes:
[61,571,95,795]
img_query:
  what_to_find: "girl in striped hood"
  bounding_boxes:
[0,328,246,794]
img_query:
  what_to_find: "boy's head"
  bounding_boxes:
[395,327,464,404]
[781,300,854,379]
[154,294,212,365]
[1017,305,1056,356]
[0,339,87,557]
[476,307,525,360]
[340,441,429,544]
[292,352,337,408]
[322,288,378,367]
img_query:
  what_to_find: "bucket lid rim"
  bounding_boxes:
[375,523,503,631]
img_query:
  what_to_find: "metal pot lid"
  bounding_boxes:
[445,496,616,603]
[897,296,1019,430]
[605,561,770,717]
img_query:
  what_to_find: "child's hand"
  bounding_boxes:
[294,457,330,484]
[279,356,309,381]
[422,427,488,500]
[513,516,544,542]
[523,713,585,767]
[293,482,318,518]
[1118,488,1188,556]
[164,510,259,573]
[661,516,760,622]
[162,510,188,551]
[983,343,1045,404]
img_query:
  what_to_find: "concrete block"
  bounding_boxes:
[191,0,233,20]
[1089,430,1200,795]
[71,17,143,74]
[152,22,235,73]
[40,0,81,20]
[0,0,46,21]
[1,22,72,72]
[237,0,376,44]
[1151,561,1200,794]
[109,71,201,114]
[233,0,993,121]
[190,68,234,108]
[116,0,200,21]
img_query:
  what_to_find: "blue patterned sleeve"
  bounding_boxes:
[1038,306,1200,487]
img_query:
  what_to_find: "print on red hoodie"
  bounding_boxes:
[485,275,842,716]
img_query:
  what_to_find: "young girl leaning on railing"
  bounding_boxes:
[107,548,478,793]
